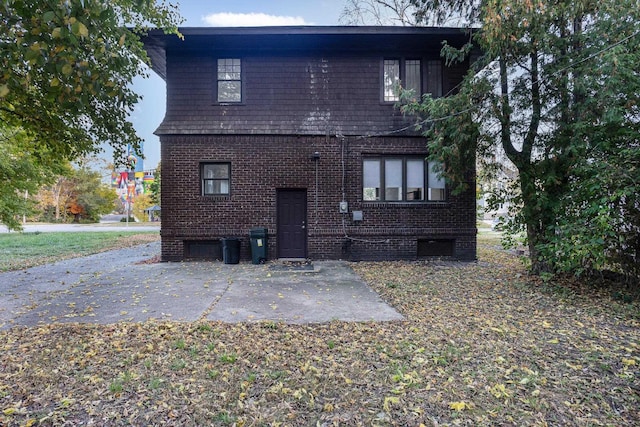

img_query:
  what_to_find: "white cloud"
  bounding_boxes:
[202,12,310,27]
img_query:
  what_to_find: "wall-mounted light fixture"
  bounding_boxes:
[311,151,321,161]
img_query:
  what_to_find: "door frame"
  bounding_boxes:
[276,188,308,259]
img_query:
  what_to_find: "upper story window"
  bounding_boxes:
[363,157,445,202]
[217,58,242,103]
[383,58,422,102]
[202,162,230,196]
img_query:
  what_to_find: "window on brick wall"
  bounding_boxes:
[427,161,446,200]
[363,157,445,202]
[382,58,422,102]
[202,163,230,196]
[217,58,242,103]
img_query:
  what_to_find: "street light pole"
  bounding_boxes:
[126,152,136,227]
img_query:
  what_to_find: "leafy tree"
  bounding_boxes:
[35,161,117,223]
[402,0,640,278]
[545,38,640,280]
[132,193,152,221]
[66,165,117,222]
[0,0,181,228]
[0,127,66,228]
[148,162,160,205]
[33,168,74,222]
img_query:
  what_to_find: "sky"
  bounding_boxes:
[125,0,348,171]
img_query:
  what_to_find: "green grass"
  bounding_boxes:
[0,231,159,272]
[476,220,492,229]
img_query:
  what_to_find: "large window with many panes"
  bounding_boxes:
[363,157,445,202]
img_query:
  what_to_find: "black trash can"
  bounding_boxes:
[221,238,240,264]
[249,227,268,264]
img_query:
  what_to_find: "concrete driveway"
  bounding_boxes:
[0,242,403,329]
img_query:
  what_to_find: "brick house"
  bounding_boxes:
[141,26,477,262]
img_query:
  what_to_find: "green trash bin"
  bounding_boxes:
[222,238,240,264]
[249,227,268,264]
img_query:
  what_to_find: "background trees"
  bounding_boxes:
[340,0,419,25]
[148,162,161,206]
[35,161,117,223]
[405,0,640,279]
[339,0,477,26]
[0,0,181,229]
[0,127,67,229]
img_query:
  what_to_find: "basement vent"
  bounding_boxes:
[417,239,455,257]
[184,240,222,260]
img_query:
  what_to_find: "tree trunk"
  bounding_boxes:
[54,184,61,220]
[498,48,551,275]
[519,168,554,275]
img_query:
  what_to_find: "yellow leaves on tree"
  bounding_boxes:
[132,193,153,222]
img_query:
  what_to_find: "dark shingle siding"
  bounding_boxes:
[159,55,421,136]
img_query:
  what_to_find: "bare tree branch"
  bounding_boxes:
[339,0,418,26]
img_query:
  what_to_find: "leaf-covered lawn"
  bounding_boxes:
[1,236,638,426]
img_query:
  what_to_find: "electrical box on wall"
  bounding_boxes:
[339,201,349,213]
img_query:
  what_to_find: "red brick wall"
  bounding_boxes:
[160,135,476,262]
